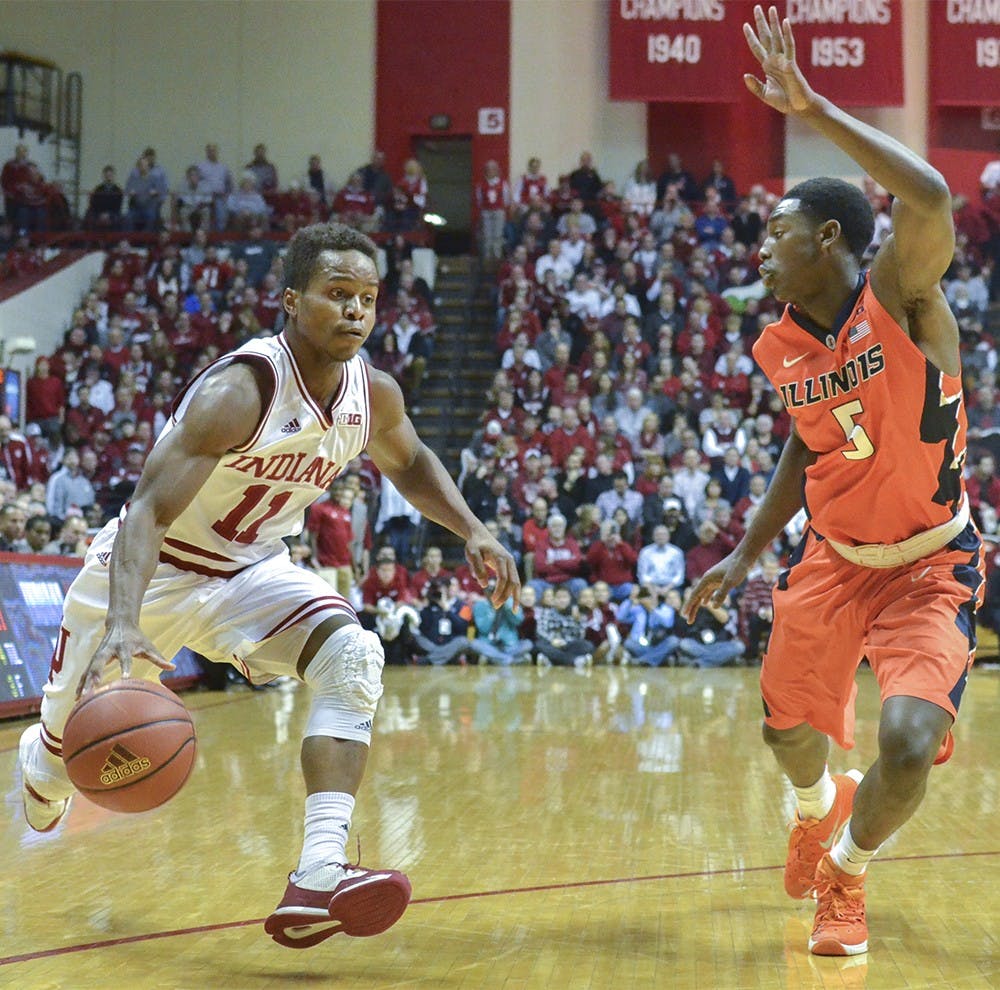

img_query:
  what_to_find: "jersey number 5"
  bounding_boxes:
[212,484,292,544]
[832,399,874,460]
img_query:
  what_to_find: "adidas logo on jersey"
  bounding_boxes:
[280,418,302,434]
[96,551,112,566]
[99,743,151,785]
[354,719,373,732]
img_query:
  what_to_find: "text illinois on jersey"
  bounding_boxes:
[778,342,886,409]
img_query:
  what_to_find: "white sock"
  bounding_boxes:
[831,822,878,876]
[793,767,836,820]
[294,791,354,879]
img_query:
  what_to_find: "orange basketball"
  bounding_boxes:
[62,678,197,813]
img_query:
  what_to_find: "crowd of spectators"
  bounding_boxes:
[1,141,1000,669]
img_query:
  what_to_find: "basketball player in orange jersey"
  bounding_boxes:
[685,7,984,958]
[17,222,520,948]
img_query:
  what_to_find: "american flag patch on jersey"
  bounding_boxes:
[848,320,871,343]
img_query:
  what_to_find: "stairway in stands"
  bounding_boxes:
[411,254,498,564]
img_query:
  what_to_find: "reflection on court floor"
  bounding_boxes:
[2,665,997,989]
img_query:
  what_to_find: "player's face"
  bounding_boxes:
[757,199,822,304]
[285,250,379,361]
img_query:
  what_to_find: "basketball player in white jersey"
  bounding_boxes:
[17,222,520,948]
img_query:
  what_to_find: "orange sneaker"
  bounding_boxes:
[808,854,868,956]
[784,769,862,899]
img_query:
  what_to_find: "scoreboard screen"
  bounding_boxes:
[0,553,203,717]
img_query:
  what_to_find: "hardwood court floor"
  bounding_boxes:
[1,664,998,990]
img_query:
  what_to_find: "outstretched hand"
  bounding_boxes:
[77,623,175,698]
[743,5,816,116]
[465,530,521,609]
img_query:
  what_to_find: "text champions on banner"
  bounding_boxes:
[609,0,903,106]
[929,1,1000,106]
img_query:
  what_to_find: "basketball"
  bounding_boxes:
[62,678,197,814]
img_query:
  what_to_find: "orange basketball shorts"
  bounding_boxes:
[760,521,984,754]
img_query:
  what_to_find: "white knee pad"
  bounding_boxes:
[302,624,385,746]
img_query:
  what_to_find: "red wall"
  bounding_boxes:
[375,0,510,192]
[647,94,785,200]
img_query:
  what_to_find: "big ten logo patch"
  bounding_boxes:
[336,412,363,427]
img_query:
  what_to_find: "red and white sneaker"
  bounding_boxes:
[19,724,72,833]
[265,863,412,949]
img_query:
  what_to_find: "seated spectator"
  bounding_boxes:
[712,446,751,507]
[469,584,533,666]
[85,165,124,229]
[675,587,745,668]
[585,519,637,601]
[45,448,95,527]
[226,174,270,231]
[307,482,356,601]
[636,523,686,598]
[534,585,592,667]
[25,356,66,444]
[23,513,54,554]
[124,152,167,231]
[245,142,278,194]
[359,546,417,663]
[332,171,379,232]
[686,519,729,584]
[46,512,90,557]
[737,551,781,663]
[673,447,712,519]
[614,387,653,448]
[410,545,453,605]
[172,165,214,232]
[595,469,643,526]
[530,512,586,596]
[622,160,657,218]
[617,585,680,667]
[0,414,34,491]
[0,502,29,552]
[412,578,472,666]
[197,142,235,230]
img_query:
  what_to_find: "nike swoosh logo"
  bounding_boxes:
[818,812,849,850]
[783,353,808,368]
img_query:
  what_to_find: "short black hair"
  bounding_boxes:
[781,177,875,263]
[282,222,378,292]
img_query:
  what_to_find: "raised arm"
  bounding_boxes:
[744,6,955,313]
[365,369,520,606]
[79,363,266,693]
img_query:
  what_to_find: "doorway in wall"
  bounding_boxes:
[413,136,473,255]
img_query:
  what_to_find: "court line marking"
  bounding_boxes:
[2,848,997,967]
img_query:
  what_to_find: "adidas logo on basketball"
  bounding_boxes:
[280,418,302,434]
[99,743,152,786]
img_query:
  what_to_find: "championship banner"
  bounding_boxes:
[929,1,1000,106]
[609,0,755,102]
[781,0,903,106]
[609,1,902,105]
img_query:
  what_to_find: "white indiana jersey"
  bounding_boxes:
[151,333,372,577]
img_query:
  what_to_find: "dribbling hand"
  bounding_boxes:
[77,623,176,697]
[465,531,521,609]
[743,5,817,116]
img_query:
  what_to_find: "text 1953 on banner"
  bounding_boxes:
[609,0,902,106]
[929,0,1000,106]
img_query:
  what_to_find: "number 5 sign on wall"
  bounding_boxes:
[478,108,505,135]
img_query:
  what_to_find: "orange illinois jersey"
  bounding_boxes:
[752,273,967,547]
